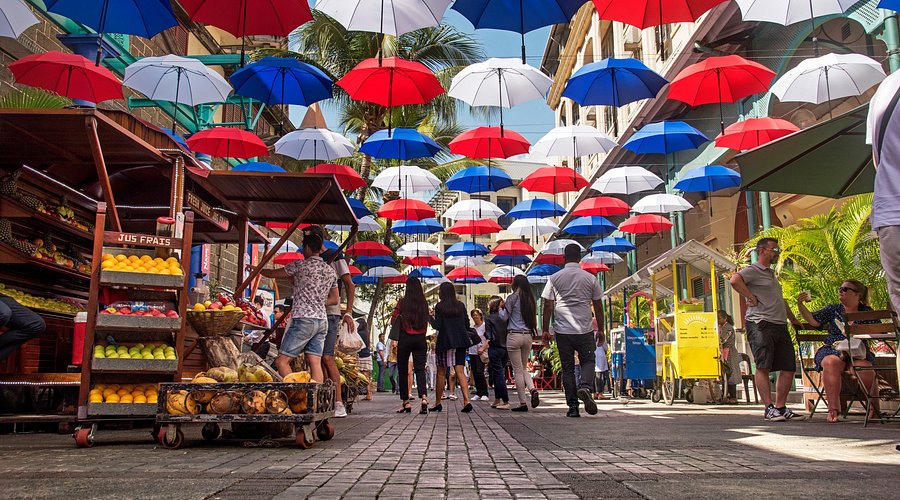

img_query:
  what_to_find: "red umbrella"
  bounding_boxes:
[593,0,728,29]
[348,265,363,276]
[273,252,303,266]
[534,253,564,265]
[187,127,269,159]
[383,275,409,284]
[446,266,484,280]
[346,241,392,257]
[714,117,800,151]
[449,127,530,159]
[305,163,366,191]
[619,214,673,234]
[403,255,442,267]
[489,276,514,284]
[447,219,503,236]
[520,166,589,194]
[580,262,610,274]
[9,51,123,103]
[265,222,313,230]
[377,198,435,221]
[572,196,631,217]
[668,55,776,133]
[491,241,535,256]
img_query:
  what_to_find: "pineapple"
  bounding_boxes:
[1,170,20,197]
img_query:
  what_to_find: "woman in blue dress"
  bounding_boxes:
[795,279,879,423]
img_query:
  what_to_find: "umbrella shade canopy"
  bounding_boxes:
[232,162,285,172]
[377,199,436,221]
[488,266,525,283]
[337,57,444,107]
[446,266,484,280]
[10,51,123,103]
[180,0,312,37]
[304,163,366,190]
[123,55,232,105]
[347,198,373,219]
[452,0,587,33]
[714,117,799,150]
[445,242,491,257]
[770,53,886,105]
[591,236,636,252]
[543,239,585,254]
[347,241,393,257]
[392,218,444,235]
[507,198,566,219]
[506,218,559,236]
[230,57,333,106]
[353,275,379,285]
[384,275,410,284]
[491,240,536,256]
[528,264,562,277]
[572,196,631,216]
[455,276,487,284]
[46,0,176,38]
[592,166,664,194]
[491,255,532,266]
[314,0,452,36]
[447,218,503,235]
[582,251,624,265]
[348,265,363,276]
[531,125,617,158]
[735,0,857,25]
[274,128,355,160]
[355,255,396,267]
[445,255,487,267]
[443,199,506,220]
[396,242,442,257]
[521,166,589,194]
[592,0,728,29]
[363,266,402,279]
[669,55,776,106]
[534,253,564,265]
[404,255,443,266]
[359,128,441,160]
[449,57,552,108]
[563,216,617,235]
[372,165,442,194]
[675,165,742,192]
[409,267,444,279]
[273,252,303,266]
[580,262,610,274]
[327,216,381,232]
[0,0,38,39]
[450,127,531,159]
[623,121,709,154]
[562,58,668,106]
[632,193,693,213]
[446,166,514,193]
[619,214,673,234]
[186,127,268,159]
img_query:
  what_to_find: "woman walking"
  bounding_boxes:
[594,326,610,400]
[390,277,430,414]
[469,308,490,401]
[430,282,474,413]
[504,275,540,412]
[485,296,510,409]
[717,310,741,404]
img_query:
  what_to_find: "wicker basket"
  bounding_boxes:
[186,310,245,337]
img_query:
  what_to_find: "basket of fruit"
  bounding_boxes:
[187,304,245,337]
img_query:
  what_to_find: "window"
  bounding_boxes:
[655,24,672,61]
[691,277,704,299]
[496,196,516,229]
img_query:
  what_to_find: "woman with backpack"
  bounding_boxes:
[484,296,510,409]
[390,277,430,414]
[430,282,474,413]
[504,275,540,412]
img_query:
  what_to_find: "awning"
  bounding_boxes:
[735,105,873,198]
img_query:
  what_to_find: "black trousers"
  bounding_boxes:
[0,295,46,361]
[469,354,489,397]
[557,333,595,408]
[397,330,427,401]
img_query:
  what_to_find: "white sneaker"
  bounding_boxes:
[495,403,510,410]
[334,401,348,418]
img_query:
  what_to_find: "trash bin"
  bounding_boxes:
[72,312,87,364]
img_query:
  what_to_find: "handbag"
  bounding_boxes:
[466,326,481,347]
[388,314,403,341]
[337,320,365,353]
[832,319,867,360]
[479,350,490,364]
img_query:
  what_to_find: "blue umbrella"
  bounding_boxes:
[161,128,189,150]
[507,198,566,219]
[352,275,379,285]
[563,216,617,235]
[392,218,444,235]
[563,58,668,107]
[491,255,532,266]
[623,121,709,155]
[354,255,395,267]
[453,0,586,63]
[232,162,286,172]
[323,240,339,251]
[528,264,561,277]
[879,0,900,9]
[446,166,514,193]
[675,165,742,192]
[590,236,636,253]
[347,198,373,219]
[409,268,444,279]
[231,57,332,106]
[454,277,487,284]
[445,241,490,257]
[359,128,441,160]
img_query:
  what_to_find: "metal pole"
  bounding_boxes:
[759,191,772,230]
[884,13,900,73]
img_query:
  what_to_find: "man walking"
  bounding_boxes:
[375,333,387,392]
[541,244,604,417]
[730,238,804,421]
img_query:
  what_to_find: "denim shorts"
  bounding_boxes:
[280,317,327,357]
[323,314,340,356]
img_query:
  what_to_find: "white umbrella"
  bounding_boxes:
[446,255,487,267]
[489,266,525,279]
[735,0,857,26]
[506,218,559,237]
[543,239,584,254]
[449,58,552,126]
[528,275,551,284]
[372,166,441,195]
[770,53,886,113]
[444,199,505,220]
[396,242,441,257]
[633,194,693,214]
[0,0,38,39]
[314,0,452,37]
[363,266,401,279]
[327,215,380,233]
[531,125,617,161]
[582,251,624,265]
[274,128,356,161]
[592,166,664,195]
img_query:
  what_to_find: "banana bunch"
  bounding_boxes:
[335,352,369,387]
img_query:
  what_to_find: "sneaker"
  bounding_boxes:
[495,403,511,410]
[530,389,540,408]
[334,402,348,418]
[779,407,805,421]
[449,395,458,401]
[577,388,598,415]
[764,405,785,422]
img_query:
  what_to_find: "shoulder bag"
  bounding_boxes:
[388,314,403,341]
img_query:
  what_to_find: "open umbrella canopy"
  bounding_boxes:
[593,0,728,29]
[377,198,436,221]
[572,196,631,217]
[363,266,402,279]
[10,51,123,103]
[521,166,589,194]
[327,216,381,233]
[592,166,664,194]
[409,267,445,279]
[443,199,506,220]
[273,252,303,266]
[562,216,617,235]
[0,0,38,39]
[392,218,444,235]
[675,165,742,192]
[337,57,444,107]
[562,58,668,106]
[528,264,561,277]
[180,0,312,37]
[446,166,514,193]
[491,240,536,256]
[186,127,268,159]
[491,255,532,266]
[623,121,708,154]
[543,239,584,254]
[355,255,397,268]
[735,0,857,25]
[488,266,525,283]
[45,0,176,39]
[534,253,564,265]
[353,275,379,285]
[347,241,393,257]
[450,127,531,159]
[274,128,355,160]
[619,214,673,234]
[770,53,886,105]
[372,165,442,195]
[531,125,617,159]
[314,0,452,36]
[668,55,776,107]
[449,57,552,108]
[123,55,232,106]
[359,128,441,160]
[445,242,491,257]
[445,255,488,267]
[304,163,366,191]
[347,198,374,219]
[714,117,799,150]
[447,218,503,235]
[446,266,485,280]
[580,262,610,274]
[507,198,566,219]
[632,194,693,213]
[396,242,441,257]
[348,265,363,276]
[582,250,624,265]
[232,162,285,172]
[404,255,443,266]
[230,57,333,106]
[590,236,636,253]
[506,218,559,236]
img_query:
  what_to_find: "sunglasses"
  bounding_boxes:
[838,286,859,293]
[768,247,781,254]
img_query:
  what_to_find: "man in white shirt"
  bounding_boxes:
[541,244,605,417]
[375,333,387,392]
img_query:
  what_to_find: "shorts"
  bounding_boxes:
[323,314,340,356]
[745,320,796,372]
[280,317,327,357]
[357,356,372,372]
[436,349,466,369]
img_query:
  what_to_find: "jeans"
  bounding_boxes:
[557,332,596,409]
[0,295,46,361]
[376,360,386,391]
[506,332,535,405]
[469,354,489,398]
[595,370,610,393]
[397,330,427,401]
[488,346,509,403]
[387,362,398,393]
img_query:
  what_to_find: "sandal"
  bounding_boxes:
[826,409,840,423]
[396,400,412,413]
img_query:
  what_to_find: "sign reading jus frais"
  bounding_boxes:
[185,191,229,231]
[103,232,182,248]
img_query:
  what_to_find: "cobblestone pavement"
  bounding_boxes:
[1,391,899,499]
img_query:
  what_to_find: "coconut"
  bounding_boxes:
[206,366,238,383]
[241,390,267,414]
[190,375,218,404]
[265,391,289,414]
[207,391,240,414]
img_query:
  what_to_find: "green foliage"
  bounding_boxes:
[0,87,71,109]
[540,343,561,375]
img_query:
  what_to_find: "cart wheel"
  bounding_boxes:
[296,428,314,449]
[662,359,676,406]
[651,389,661,403]
[201,423,221,441]
[316,421,335,441]
[73,426,94,448]
[161,426,184,450]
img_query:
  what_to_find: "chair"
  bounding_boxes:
[739,353,758,404]
[844,309,900,427]
[795,327,829,419]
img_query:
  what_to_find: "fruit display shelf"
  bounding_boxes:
[0,240,89,281]
[99,270,184,289]
[0,193,92,243]
[95,314,181,332]
[91,357,178,374]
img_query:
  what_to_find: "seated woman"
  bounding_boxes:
[796,280,880,423]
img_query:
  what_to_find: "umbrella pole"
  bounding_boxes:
[387,69,394,137]
[95,0,110,66]
[716,69,725,135]
[378,0,385,66]
[498,70,505,136]
[519,0,526,64]
[809,0,819,57]
[240,0,249,67]
[825,65,833,119]
[279,71,286,135]
[172,69,183,133]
